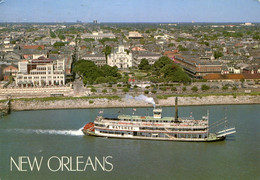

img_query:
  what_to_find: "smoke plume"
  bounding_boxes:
[125,94,156,108]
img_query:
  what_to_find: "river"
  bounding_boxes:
[0,105,259,180]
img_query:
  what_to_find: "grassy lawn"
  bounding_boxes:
[12,95,121,102]
[157,91,260,99]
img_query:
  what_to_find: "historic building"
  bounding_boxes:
[175,55,222,78]
[133,51,161,67]
[107,45,133,69]
[128,31,143,39]
[81,31,115,40]
[81,53,106,67]
[15,56,65,87]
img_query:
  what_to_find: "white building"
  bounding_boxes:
[128,31,143,39]
[81,31,115,40]
[15,57,65,87]
[3,38,11,44]
[107,45,132,69]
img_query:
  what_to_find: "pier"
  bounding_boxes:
[1,96,11,116]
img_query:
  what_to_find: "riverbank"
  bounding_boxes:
[2,94,260,111]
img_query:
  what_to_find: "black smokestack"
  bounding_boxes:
[175,97,178,122]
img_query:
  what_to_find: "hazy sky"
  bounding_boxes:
[0,0,260,23]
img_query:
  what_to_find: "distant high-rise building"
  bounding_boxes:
[76,20,82,24]
[93,20,98,24]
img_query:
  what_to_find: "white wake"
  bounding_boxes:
[8,127,84,136]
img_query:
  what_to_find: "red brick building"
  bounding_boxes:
[175,55,222,78]
[3,65,18,81]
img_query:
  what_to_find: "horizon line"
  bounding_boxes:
[0,21,260,24]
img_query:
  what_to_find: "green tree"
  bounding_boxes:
[151,90,157,94]
[191,86,198,92]
[214,51,223,59]
[103,45,112,60]
[83,38,95,42]
[99,38,117,45]
[37,46,43,50]
[201,84,210,91]
[222,86,228,90]
[58,34,65,40]
[178,45,189,51]
[112,88,117,93]
[168,43,175,47]
[160,87,167,91]
[106,76,117,84]
[73,60,120,85]
[53,42,65,47]
[73,60,103,84]
[50,30,56,38]
[91,88,97,93]
[138,58,151,71]
[101,65,120,78]
[171,87,177,91]
[153,56,173,71]
[123,88,129,93]
[160,64,190,83]
[95,77,107,84]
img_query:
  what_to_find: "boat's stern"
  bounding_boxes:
[82,122,95,136]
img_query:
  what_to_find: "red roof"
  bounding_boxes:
[164,50,179,57]
[204,73,260,80]
[3,65,18,73]
[203,74,244,80]
[31,56,53,63]
[243,73,260,79]
[128,78,135,82]
[132,47,146,51]
[23,45,45,50]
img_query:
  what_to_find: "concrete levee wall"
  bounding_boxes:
[4,95,260,111]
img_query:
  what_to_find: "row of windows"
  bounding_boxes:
[36,67,47,71]
[31,72,46,75]
[99,130,124,135]
[19,76,64,80]
[139,127,206,131]
[118,118,173,123]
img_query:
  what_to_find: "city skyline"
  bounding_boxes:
[0,0,260,23]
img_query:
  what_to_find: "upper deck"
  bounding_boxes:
[96,107,209,128]
[97,115,208,128]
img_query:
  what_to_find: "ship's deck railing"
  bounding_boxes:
[95,126,207,134]
[98,117,208,126]
[95,120,208,129]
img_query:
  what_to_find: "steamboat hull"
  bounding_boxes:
[82,129,225,142]
[82,100,234,142]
